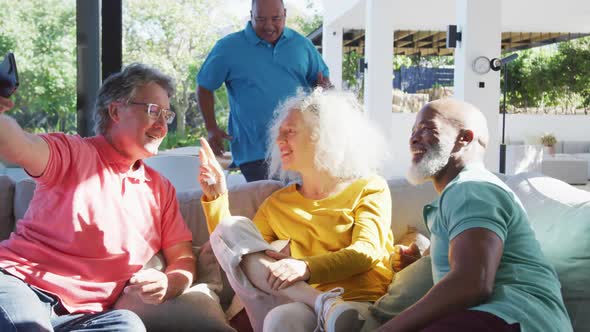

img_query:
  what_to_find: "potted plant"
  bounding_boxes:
[540,133,557,156]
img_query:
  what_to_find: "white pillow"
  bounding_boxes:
[506,172,590,331]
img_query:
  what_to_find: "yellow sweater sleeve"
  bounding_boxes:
[201,193,231,234]
[303,178,393,284]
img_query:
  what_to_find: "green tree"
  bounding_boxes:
[506,36,590,114]
[289,0,322,36]
[0,0,76,133]
[123,0,235,140]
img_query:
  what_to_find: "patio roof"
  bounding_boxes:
[308,28,590,56]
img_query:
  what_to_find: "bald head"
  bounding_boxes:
[252,0,284,9]
[421,99,489,149]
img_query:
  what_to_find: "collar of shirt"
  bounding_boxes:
[244,21,292,47]
[439,161,486,196]
[89,135,151,183]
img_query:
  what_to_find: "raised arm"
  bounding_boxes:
[198,137,230,233]
[197,86,231,156]
[0,96,49,176]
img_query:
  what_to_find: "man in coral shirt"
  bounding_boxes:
[0,63,195,331]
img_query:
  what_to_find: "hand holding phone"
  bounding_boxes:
[0,53,19,98]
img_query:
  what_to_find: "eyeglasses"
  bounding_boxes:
[126,100,176,124]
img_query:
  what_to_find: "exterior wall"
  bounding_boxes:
[385,113,590,178]
[504,114,590,143]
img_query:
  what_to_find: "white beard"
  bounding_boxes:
[407,138,454,185]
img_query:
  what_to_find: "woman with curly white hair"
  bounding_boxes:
[198,88,394,332]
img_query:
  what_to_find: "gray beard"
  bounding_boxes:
[407,139,454,185]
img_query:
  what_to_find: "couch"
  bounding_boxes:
[506,141,590,183]
[0,172,588,331]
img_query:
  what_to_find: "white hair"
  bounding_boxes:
[266,88,389,183]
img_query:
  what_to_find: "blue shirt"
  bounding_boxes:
[197,22,329,166]
[424,163,572,332]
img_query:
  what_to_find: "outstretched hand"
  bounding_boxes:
[265,250,310,291]
[198,137,227,201]
[0,96,14,114]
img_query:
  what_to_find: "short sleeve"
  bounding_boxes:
[304,38,329,85]
[197,41,230,91]
[37,133,82,187]
[440,182,513,243]
[160,181,193,249]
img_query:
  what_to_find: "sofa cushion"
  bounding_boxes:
[387,178,438,242]
[177,180,283,248]
[506,172,590,331]
[0,176,15,241]
[362,256,433,331]
[13,178,36,223]
[562,141,590,154]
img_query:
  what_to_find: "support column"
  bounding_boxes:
[322,24,343,89]
[76,0,101,137]
[102,0,122,81]
[363,0,394,136]
[453,0,502,171]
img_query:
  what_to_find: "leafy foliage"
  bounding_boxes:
[0,0,77,133]
[505,37,590,114]
[540,133,557,146]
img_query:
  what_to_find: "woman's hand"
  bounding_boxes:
[265,250,310,291]
[390,242,422,272]
[198,137,227,201]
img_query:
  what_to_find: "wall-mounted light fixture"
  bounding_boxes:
[446,25,462,48]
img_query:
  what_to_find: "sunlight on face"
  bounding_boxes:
[276,110,315,172]
[407,133,454,185]
[112,82,170,160]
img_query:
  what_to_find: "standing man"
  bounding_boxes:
[197,0,331,182]
[380,99,572,331]
[0,63,195,331]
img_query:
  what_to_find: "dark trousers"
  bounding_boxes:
[239,159,268,182]
[421,310,520,332]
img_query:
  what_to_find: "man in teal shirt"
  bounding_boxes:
[197,0,330,182]
[379,99,571,331]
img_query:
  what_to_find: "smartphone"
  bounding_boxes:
[0,53,19,98]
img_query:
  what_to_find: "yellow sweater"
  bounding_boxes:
[202,175,394,302]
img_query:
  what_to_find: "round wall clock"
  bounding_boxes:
[472,56,491,74]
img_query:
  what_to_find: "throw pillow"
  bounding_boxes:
[506,172,590,331]
[364,256,433,330]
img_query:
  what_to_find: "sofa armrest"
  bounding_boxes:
[0,175,15,240]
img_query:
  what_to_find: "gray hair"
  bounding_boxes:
[93,63,175,135]
[267,88,389,183]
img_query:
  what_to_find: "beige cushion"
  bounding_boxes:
[177,180,283,247]
[387,178,437,242]
[114,242,233,332]
[13,178,35,223]
[362,256,433,331]
[0,176,15,240]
